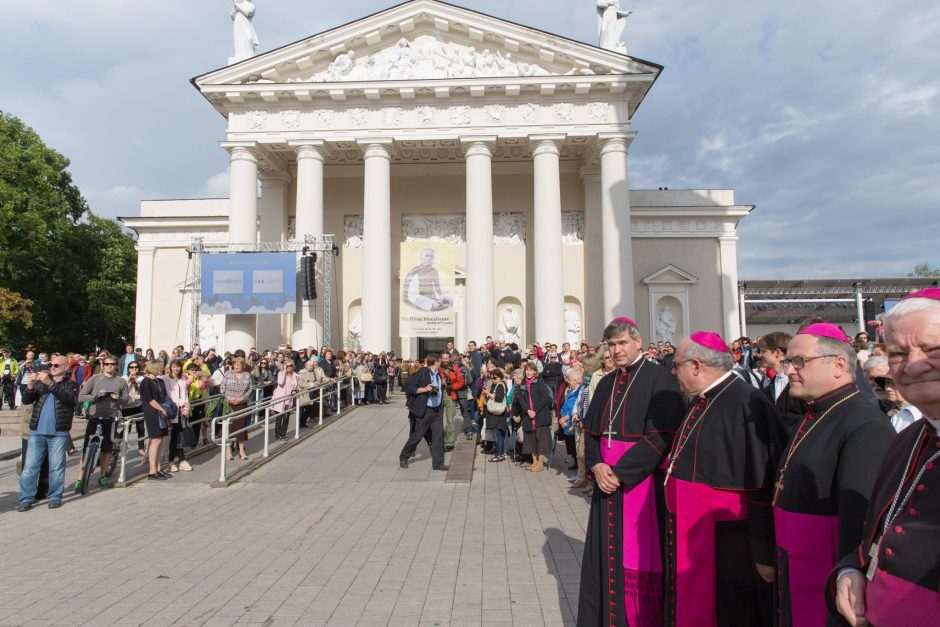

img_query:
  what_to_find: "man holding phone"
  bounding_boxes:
[76,357,129,492]
[399,354,447,471]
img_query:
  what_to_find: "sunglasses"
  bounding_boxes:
[873,376,891,390]
[103,362,117,366]
[128,365,139,369]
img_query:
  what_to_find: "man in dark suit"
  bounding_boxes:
[400,353,448,471]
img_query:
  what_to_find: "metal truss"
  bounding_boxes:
[185,236,338,349]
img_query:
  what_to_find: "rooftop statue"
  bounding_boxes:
[597,0,631,52]
[230,1,259,64]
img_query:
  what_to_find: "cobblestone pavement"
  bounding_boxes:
[0,394,590,626]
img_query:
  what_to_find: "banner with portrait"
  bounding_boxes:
[399,242,456,337]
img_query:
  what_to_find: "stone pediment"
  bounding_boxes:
[285,34,580,84]
[642,265,698,285]
[195,0,660,89]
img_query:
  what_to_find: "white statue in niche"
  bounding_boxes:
[230,1,259,64]
[498,307,522,345]
[348,313,362,350]
[597,0,631,52]
[565,305,582,345]
[655,305,678,344]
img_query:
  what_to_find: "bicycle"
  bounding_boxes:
[75,416,118,495]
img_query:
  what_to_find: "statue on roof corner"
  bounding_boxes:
[597,0,631,53]
[230,0,259,65]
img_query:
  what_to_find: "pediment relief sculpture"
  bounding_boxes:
[286,35,598,84]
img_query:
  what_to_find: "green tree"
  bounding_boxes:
[0,110,136,352]
[908,263,940,278]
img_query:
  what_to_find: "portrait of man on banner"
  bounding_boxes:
[401,246,453,311]
[399,242,456,338]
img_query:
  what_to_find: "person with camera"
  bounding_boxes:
[439,351,465,453]
[399,353,448,471]
[17,354,79,511]
[75,356,129,492]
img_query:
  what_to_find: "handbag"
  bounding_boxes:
[359,372,373,382]
[486,383,507,415]
[158,400,177,430]
[181,424,199,448]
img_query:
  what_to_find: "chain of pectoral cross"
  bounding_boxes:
[602,360,646,448]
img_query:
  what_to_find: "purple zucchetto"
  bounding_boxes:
[902,288,940,301]
[610,317,639,329]
[689,331,729,353]
[797,322,851,344]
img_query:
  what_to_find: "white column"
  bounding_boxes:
[599,133,636,321]
[257,173,290,351]
[134,245,155,350]
[718,235,741,340]
[291,143,325,349]
[259,173,289,243]
[531,136,566,344]
[462,138,496,345]
[580,166,604,340]
[359,140,393,351]
[224,144,259,352]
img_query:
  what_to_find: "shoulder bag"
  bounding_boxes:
[486,383,507,415]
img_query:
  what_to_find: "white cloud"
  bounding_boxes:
[1,0,937,280]
[196,171,230,199]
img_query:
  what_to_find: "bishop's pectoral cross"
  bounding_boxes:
[603,430,616,448]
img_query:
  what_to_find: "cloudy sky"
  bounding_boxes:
[2,0,937,279]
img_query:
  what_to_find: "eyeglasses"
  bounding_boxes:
[671,359,693,370]
[50,363,66,368]
[780,355,838,370]
[103,362,117,366]
[128,365,139,369]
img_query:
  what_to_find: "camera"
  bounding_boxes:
[430,385,439,395]
[38,363,52,372]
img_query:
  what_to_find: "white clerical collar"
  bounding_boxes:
[699,370,735,398]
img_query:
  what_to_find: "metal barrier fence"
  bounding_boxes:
[106,376,356,485]
[211,376,359,483]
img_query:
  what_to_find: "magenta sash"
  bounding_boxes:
[773,507,838,627]
[665,478,747,627]
[865,569,940,626]
[602,439,663,626]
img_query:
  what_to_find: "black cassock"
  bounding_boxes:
[824,417,940,625]
[772,383,895,627]
[662,373,788,627]
[577,358,686,626]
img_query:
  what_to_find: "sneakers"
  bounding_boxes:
[178,460,193,472]
[169,464,180,473]
[48,500,62,509]
[73,479,83,493]
[148,473,167,480]
[97,476,111,489]
[17,501,32,512]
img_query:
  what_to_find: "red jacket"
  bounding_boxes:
[442,364,465,401]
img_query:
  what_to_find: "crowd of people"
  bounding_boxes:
[9,343,405,507]
[394,298,938,626]
[6,287,938,625]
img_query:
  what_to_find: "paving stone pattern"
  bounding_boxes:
[0,394,591,626]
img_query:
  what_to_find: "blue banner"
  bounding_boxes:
[200,252,296,315]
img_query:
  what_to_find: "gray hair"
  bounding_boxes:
[813,335,858,381]
[684,342,734,371]
[863,355,889,375]
[884,296,940,332]
[603,319,640,341]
